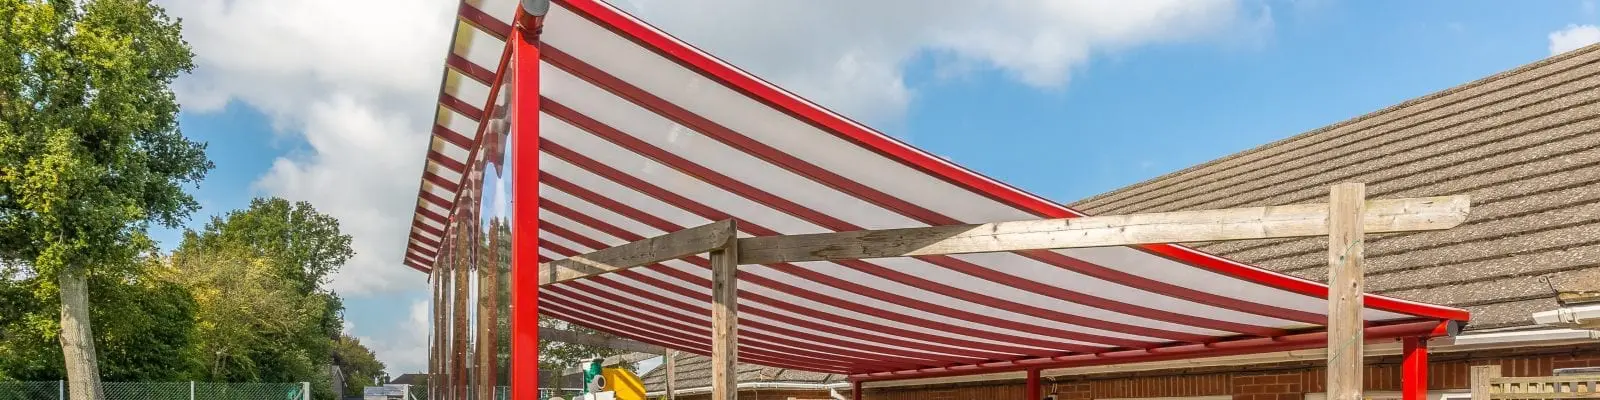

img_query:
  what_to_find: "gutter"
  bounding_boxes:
[1532,303,1600,329]
[640,327,1600,392]
[862,328,1600,389]
[644,382,849,397]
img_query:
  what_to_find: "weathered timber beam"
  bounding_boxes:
[736,195,1469,264]
[710,231,739,400]
[1327,183,1367,400]
[540,220,736,286]
[538,327,667,354]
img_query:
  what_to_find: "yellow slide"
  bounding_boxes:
[602,367,645,400]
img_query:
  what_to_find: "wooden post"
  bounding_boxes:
[477,217,498,400]
[1402,337,1428,400]
[1327,182,1366,400]
[429,267,440,400]
[1471,365,1502,400]
[665,350,677,400]
[710,222,740,400]
[436,251,453,400]
[454,221,472,400]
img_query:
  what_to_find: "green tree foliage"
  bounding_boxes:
[0,195,387,399]
[331,335,385,397]
[0,0,209,395]
[160,244,329,383]
[179,197,353,295]
[163,197,375,400]
[0,261,198,382]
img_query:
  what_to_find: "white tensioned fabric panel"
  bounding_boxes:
[523,0,1470,376]
[415,0,1470,376]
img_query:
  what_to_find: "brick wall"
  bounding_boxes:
[859,346,1600,400]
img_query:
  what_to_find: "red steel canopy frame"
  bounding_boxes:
[406,1,1469,400]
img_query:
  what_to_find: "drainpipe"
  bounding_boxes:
[1532,303,1600,329]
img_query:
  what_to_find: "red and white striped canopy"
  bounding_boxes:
[406,0,1470,380]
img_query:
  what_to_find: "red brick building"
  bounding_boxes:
[640,42,1600,400]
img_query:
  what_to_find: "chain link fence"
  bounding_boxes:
[0,381,59,400]
[0,381,308,400]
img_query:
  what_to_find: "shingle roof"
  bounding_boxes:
[639,353,844,393]
[1072,43,1600,331]
[388,373,428,386]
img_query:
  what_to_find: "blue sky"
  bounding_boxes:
[158,0,1598,374]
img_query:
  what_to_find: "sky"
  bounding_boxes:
[146,0,1600,375]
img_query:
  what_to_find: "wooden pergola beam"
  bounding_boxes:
[540,220,736,285]
[535,195,1468,280]
[1328,183,1366,400]
[710,230,739,400]
[738,195,1467,264]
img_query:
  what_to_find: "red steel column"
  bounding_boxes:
[1403,337,1429,400]
[852,381,862,400]
[1026,369,1041,400]
[510,2,546,400]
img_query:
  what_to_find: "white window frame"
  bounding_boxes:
[1304,390,1471,400]
[1096,396,1233,400]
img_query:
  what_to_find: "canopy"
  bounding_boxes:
[404,0,1469,381]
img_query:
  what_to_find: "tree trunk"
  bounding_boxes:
[59,270,104,400]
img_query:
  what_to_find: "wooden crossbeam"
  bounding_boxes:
[736,195,1468,265]
[536,195,1468,283]
[539,220,735,286]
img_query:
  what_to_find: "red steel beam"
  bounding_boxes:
[851,320,1450,382]
[510,3,542,400]
[1026,369,1041,400]
[1403,337,1429,400]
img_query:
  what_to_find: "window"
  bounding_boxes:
[1099,396,1233,400]
[1303,391,1470,400]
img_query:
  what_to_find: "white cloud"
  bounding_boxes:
[158,0,1270,378]
[1549,24,1600,56]
[614,0,1269,123]
[357,299,432,374]
[162,0,1268,295]
[158,0,455,295]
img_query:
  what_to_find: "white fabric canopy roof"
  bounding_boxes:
[403,0,1469,380]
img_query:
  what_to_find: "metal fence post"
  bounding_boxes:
[302,382,311,400]
[189,381,195,400]
[58,380,64,400]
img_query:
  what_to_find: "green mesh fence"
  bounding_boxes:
[0,381,59,400]
[0,382,307,400]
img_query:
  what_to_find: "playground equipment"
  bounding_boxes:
[549,359,644,400]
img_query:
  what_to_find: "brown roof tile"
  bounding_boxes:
[1071,43,1600,330]
[639,352,842,393]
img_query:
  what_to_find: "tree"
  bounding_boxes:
[166,197,352,400]
[331,334,386,397]
[160,245,324,383]
[0,1,207,396]
[179,197,353,295]
[0,257,198,382]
